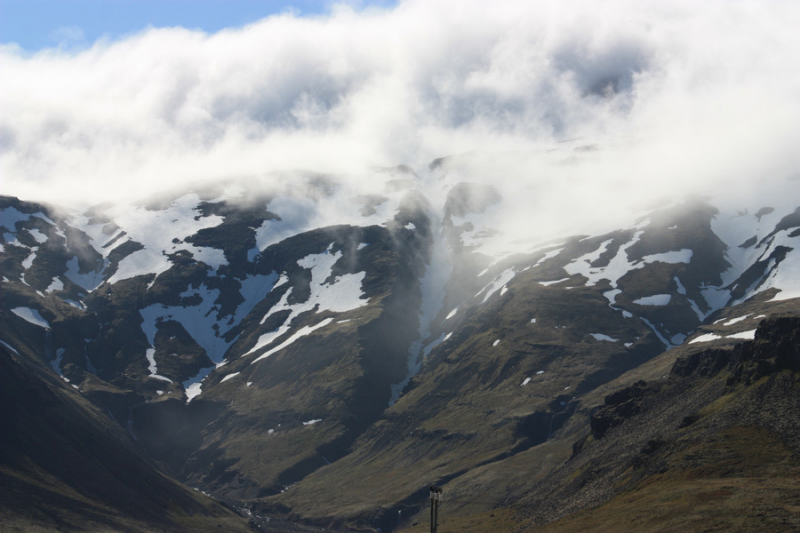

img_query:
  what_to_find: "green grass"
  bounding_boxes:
[526,426,800,533]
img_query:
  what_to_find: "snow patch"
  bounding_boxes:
[533,247,564,267]
[727,329,757,340]
[51,348,65,375]
[689,333,723,344]
[671,333,687,345]
[686,298,706,320]
[0,340,20,355]
[258,244,368,330]
[235,272,280,324]
[701,286,732,316]
[477,268,515,303]
[565,231,644,304]
[28,228,48,244]
[220,372,240,383]
[689,328,756,344]
[674,277,687,295]
[185,382,204,402]
[723,314,751,326]
[640,317,671,347]
[64,299,86,310]
[539,278,570,287]
[713,205,800,305]
[633,294,672,306]
[251,318,334,363]
[64,257,105,291]
[590,333,618,342]
[272,273,289,290]
[21,248,37,269]
[1,207,35,231]
[101,194,227,284]
[45,277,64,293]
[640,249,693,265]
[144,348,172,382]
[11,307,50,329]
[141,283,234,366]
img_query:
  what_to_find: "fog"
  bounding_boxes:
[2,0,799,248]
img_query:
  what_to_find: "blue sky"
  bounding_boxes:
[0,0,396,51]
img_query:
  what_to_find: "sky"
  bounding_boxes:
[1,0,800,246]
[0,1,396,51]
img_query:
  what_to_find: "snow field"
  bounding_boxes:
[248,244,368,359]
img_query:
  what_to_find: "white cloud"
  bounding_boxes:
[48,26,87,49]
[0,0,798,244]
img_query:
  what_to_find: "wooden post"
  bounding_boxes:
[430,486,442,533]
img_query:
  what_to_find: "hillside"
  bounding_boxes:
[0,338,253,532]
[2,161,799,531]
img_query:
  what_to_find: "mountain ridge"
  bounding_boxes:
[2,162,799,531]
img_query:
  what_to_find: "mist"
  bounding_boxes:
[1,0,799,248]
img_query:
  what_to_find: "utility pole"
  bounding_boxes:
[429,486,442,533]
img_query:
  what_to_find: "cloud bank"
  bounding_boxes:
[1,0,799,231]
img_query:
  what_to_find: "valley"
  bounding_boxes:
[2,160,799,531]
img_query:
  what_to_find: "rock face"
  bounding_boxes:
[728,316,800,383]
[590,380,649,439]
[2,165,800,531]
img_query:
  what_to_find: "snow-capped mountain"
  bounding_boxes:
[2,156,799,531]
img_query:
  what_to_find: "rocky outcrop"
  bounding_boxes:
[590,380,649,438]
[728,316,800,384]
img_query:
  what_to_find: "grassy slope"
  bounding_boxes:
[0,341,254,533]
[395,313,800,533]
[272,275,664,527]
[532,425,800,533]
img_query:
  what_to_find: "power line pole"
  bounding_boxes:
[430,486,442,533]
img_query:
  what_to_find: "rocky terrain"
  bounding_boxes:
[2,158,799,531]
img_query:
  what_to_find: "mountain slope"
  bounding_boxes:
[512,315,800,533]
[268,191,800,530]
[2,162,800,531]
[0,339,253,533]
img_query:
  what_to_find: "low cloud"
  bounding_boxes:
[1,0,799,244]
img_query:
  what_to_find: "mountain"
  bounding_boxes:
[510,315,800,533]
[2,157,799,532]
[0,327,253,532]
